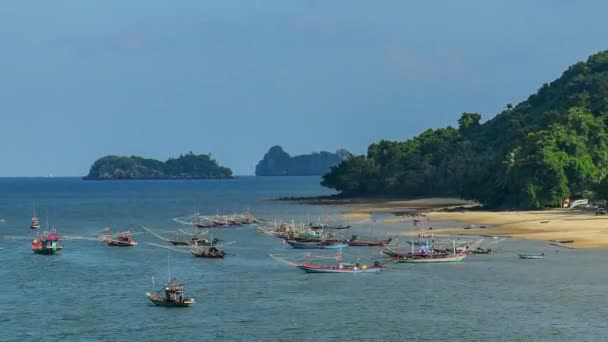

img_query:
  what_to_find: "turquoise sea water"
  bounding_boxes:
[1,177,608,341]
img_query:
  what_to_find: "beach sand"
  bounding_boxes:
[340,198,608,249]
[425,209,608,249]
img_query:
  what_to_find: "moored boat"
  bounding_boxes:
[394,252,468,263]
[146,278,195,307]
[518,253,544,259]
[273,250,383,273]
[286,240,348,249]
[104,231,137,247]
[32,230,62,255]
[191,242,225,258]
[348,235,392,247]
[30,202,40,229]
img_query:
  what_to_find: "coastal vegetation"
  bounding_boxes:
[256,146,350,176]
[84,152,233,180]
[322,50,608,209]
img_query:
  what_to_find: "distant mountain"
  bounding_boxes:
[256,146,350,176]
[84,152,233,180]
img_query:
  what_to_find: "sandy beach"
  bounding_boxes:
[340,198,608,249]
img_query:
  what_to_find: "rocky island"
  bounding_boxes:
[256,146,350,176]
[84,152,233,180]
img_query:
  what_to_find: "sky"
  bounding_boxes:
[0,1,607,176]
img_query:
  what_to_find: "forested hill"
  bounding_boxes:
[84,153,233,180]
[256,146,350,176]
[322,50,608,209]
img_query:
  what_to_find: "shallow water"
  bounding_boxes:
[1,177,608,341]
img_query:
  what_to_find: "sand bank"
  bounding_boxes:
[339,198,608,249]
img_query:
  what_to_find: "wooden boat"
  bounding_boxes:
[392,240,468,263]
[191,244,225,258]
[394,252,468,263]
[471,247,492,254]
[146,278,195,307]
[348,236,392,247]
[297,263,382,273]
[274,250,382,273]
[32,230,63,255]
[286,240,348,249]
[104,231,137,247]
[168,232,218,246]
[30,202,40,229]
[310,224,351,230]
[518,253,544,259]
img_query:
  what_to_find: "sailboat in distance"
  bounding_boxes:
[30,202,40,229]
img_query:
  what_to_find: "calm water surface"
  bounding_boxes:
[1,177,608,341]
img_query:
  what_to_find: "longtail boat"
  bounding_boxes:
[391,240,468,263]
[310,224,351,230]
[348,235,392,247]
[104,231,137,247]
[286,240,348,249]
[32,230,62,255]
[518,253,544,259]
[274,250,383,273]
[394,252,468,263]
[168,231,217,246]
[146,277,195,307]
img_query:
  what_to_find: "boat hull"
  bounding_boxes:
[33,247,62,255]
[287,241,348,249]
[348,240,391,247]
[518,254,544,259]
[106,240,137,247]
[395,254,467,263]
[145,293,194,307]
[297,265,382,273]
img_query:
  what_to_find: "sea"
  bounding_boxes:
[1,177,608,341]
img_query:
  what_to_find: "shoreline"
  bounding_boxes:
[320,197,608,249]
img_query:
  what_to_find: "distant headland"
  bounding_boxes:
[255,146,350,176]
[83,153,233,180]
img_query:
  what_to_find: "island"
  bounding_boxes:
[83,152,233,180]
[255,146,350,176]
[322,50,608,210]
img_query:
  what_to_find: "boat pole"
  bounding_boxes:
[453,241,456,255]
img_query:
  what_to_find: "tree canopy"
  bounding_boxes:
[322,50,608,209]
[84,152,233,180]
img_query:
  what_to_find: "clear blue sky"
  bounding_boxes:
[0,1,606,176]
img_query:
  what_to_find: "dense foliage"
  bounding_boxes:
[322,51,608,209]
[84,152,233,180]
[256,146,350,176]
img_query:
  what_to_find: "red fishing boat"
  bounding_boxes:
[32,230,62,254]
[104,231,138,247]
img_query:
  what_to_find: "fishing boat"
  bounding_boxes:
[348,234,392,247]
[32,230,62,255]
[310,224,351,230]
[471,247,492,254]
[146,277,195,307]
[104,231,138,247]
[286,240,348,249]
[518,253,544,259]
[395,252,468,263]
[30,203,40,229]
[168,231,217,246]
[273,250,383,274]
[298,251,382,273]
[191,241,225,258]
[392,241,468,263]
